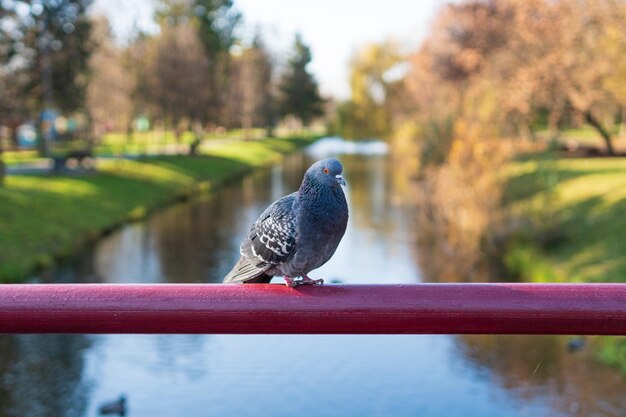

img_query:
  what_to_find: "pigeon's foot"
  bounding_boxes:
[283,275,324,287]
[300,275,324,285]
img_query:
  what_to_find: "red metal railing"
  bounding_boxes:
[1,283,626,334]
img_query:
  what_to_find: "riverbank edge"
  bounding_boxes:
[1,135,322,282]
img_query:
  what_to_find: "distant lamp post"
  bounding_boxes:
[37,9,55,158]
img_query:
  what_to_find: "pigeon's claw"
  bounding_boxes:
[283,275,324,287]
[301,275,324,285]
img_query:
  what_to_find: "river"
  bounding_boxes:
[2,137,626,416]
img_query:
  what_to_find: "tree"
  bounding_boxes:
[0,0,94,156]
[278,34,324,126]
[498,0,626,154]
[0,6,30,184]
[403,0,626,154]
[220,35,276,137]
[125,32,153,139]
[339,40,403,139]
[85,16,134,141]
[239,34,275,137]
[406,1,516,135]
[144,23,210,142]
[194,0,241,126]
[156,0,241,126]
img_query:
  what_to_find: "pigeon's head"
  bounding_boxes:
[305,158,346,188]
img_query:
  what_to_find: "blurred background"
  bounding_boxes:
[2,0,626,416]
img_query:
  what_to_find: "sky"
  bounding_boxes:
[91,0,449,99]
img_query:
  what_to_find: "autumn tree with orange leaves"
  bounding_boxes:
[404,0,626,155]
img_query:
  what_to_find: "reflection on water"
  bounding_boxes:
[0,335,92,417]
[2,138,626,416]
[458,334,626,416]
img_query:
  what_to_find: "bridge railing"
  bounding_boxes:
[1,283,625,334]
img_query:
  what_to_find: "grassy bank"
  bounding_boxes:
[503,155,626,283]
[95,128,268,155]
[0,135,319,282]
[4,150,42,166]
[503,154,626,372]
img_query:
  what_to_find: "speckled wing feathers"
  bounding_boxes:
[223,193,297,283]
[246,193,297,266]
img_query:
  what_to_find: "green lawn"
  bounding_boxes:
[0,135,319,282]
[100,128,267,145]
[2,128,310,161]
[503,155,626,283]
[3,150,43,166]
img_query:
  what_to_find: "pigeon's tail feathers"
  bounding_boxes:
[223,256,272,284]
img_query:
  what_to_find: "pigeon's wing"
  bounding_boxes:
[246,193,298,265]
[223,193,297,283]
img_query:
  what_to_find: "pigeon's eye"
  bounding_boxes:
[323,168,329,174]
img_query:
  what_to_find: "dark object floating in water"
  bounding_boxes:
[99,395,126,416]
[567,337,585,352]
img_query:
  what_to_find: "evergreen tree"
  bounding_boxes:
[278,34,324,125]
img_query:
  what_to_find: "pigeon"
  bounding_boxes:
[224,158,348,287]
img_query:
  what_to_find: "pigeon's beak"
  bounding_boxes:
[335,174,346,186]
